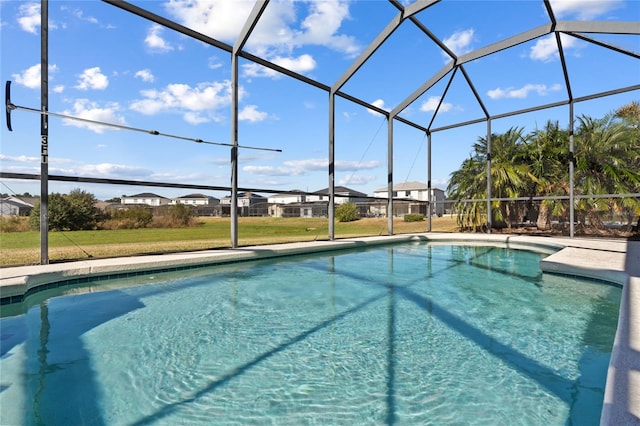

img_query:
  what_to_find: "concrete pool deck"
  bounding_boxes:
[0,232,638,424]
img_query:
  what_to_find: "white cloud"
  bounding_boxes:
[183,112,211,125]
[75,67,109,90]
[335,159,379,171]
[244,157,380,178]
[487,83,563,99]
[366,99,388,116]
[164,0,254,41]
[549,0,623,19]
[135,69,155,83]
[243,165,301,176]
[0,154,40,163]
[242,54,317,78]
[239,105,268,123]
[61,99,127,133]
[53,85,65,93]
[72,8,99,25]
[339,174,375,186]
[145,24,173,52]
[420,96,453,113]
[12,64,58,89]
[130,80,240,123]
[295,0,360,56]
[165,0,360,57]
[442,28,475,59]
[208,56,223,70]
[17,3,40,34]
[76,163,152,178]
[529,33,579,62]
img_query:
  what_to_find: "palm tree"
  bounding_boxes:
[448,154,487,231]
[574,113,640,229]
[524,121,569,230]
[448,127,532,230]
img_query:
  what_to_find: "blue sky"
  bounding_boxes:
[1,0,638,201]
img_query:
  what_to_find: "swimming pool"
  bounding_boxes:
[0,243,621,425]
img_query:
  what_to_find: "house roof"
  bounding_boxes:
[373,181,445,192]
[3,196,37,207]
[124,192,168,199]
[314,186,368,197]
[223,192,266,199]
[1,198,33,209]
[176,193,217,199]
[269,190,306,197]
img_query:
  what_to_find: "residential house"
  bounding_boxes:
[373,181,446,216]
[121,193,170,207]
[0,196,35,216]
[267,190,307,205]
[170,193,219,206]
[220,192,268,216]
[170,193,221,216]
[308,186,368,205]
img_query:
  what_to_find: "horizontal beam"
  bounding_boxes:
[555,20,640,35]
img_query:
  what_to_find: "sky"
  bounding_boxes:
[0,0,638,201]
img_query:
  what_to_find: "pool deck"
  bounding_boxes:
[1,232,638,424]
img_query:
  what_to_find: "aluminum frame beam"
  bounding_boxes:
[229,0,269,248]
[332,0,438,93]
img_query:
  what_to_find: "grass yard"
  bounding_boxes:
[0,216,459,266]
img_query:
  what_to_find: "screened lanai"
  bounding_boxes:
[1,0,639,263]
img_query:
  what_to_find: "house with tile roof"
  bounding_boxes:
[121,193,170,207]
[170,193,219,206]
[373,181,446,216]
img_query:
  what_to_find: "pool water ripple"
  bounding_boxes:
[0,243,621,425]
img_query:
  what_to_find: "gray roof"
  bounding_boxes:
[125,192,168,199]
[374,181,445,192]
[314,186,368,197]
[176,193,217,199]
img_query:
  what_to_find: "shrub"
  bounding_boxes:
[101,206,153,229]
[29,189,103,231]
[0,216,30,232]
[404,213,425,222]
[151,204,196,228]
[335,202,359,222]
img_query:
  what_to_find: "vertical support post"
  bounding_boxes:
[328,92,335,240]
[40,0,49,265]
[569,102,575,238]
[387,117,393,235]
[486,119,492,234]
[427,131,432,232]
[230,52,239,248]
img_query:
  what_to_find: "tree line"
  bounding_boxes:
[447,102,640,232]
[29,189,196,231]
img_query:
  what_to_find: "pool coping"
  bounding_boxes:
[1,232,638,424]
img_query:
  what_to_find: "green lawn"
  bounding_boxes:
[0,216,459,266]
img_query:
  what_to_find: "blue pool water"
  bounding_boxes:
[0,243,621,425]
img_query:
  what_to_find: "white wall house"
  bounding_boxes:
[219,192,267,207]
[121,192,170,207]
[267,191,306,205]
[0,196,35,216]
[373,181,446,215]
[308,186,368,205]
[170,193,219,206]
